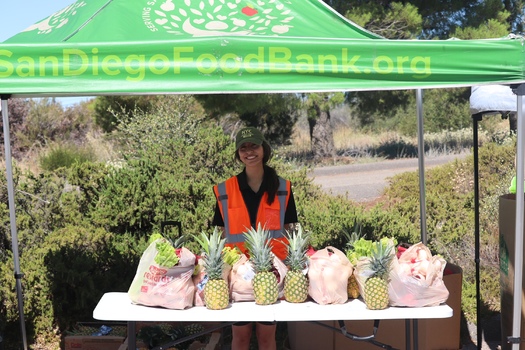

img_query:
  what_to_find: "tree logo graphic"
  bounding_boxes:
[148,0,295,36]
[21,1,87,35]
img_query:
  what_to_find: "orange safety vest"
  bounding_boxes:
[214,176,291,261]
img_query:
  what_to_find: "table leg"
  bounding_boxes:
[405,319,411,350]
[128,321,136,350]
[412,319,419,350]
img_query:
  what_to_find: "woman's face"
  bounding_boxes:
[238,142,264,167]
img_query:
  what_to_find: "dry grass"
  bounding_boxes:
[286,116,511,167]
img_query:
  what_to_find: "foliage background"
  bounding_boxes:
[1,0,522,347]
[0,94,516,349]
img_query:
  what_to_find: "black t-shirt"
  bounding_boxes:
[212,170,298,228]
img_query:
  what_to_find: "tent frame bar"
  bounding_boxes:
[416,89,427,244]
[472,112,483,349]
[1,97,28,350]
[510,84,525,350]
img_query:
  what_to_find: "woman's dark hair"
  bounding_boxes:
[263,164,279,205]
[235,141,279,204]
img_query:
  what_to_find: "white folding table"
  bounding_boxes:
[93,292,453,350]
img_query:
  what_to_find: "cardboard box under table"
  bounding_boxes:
[499,193,525,349]
[117,331,221,350]
[333,262,462,350]
[93,293,452,350]
[64,335,125,350]
[287,263,462,350]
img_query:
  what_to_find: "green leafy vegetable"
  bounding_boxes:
[148,233,180,267]
[222,246,242,266]
[346,237,397,265]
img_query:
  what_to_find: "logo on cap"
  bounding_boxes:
[241,129,254,139]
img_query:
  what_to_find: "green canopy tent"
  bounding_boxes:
[2,1,525,349]
[1,0,525,95]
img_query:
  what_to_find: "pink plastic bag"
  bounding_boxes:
[230,254,255,302]
[229,253,288,302]
[388,242,449,307]
[307,246,353,305]
[192,258,207,307]
[273,254,289,299]
[128,240,195,309]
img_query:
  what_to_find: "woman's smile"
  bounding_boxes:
[239,143,263,165]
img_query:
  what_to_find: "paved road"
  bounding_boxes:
[309,153,469,202]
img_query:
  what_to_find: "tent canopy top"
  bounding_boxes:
[1,0,525,97]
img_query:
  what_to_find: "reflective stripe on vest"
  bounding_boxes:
[216,177,288,243]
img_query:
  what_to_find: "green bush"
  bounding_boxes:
[381,140,515,324]
[0,94,517,348]
[39,143,95,171]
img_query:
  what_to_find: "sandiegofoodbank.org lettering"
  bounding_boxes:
[0,46,431,82]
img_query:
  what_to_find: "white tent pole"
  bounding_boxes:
[511,91,525,349]
[1,98,28,350]
[416,89,427,243]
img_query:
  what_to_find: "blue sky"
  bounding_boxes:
[0,0,92,106]
[0,0,75,42]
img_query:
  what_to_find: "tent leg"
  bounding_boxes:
[1,98,28,350]
[509,85,525,350]
[416,89,427,243]
[472,112,482,350]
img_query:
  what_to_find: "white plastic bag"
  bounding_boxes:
[307,246,353,304]
[388,242,449,307]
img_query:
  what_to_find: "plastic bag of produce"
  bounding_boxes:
[307,246,353,304]
[388,242,449,307]
[230,254,255,302]
[192,258,207,307]
[273,254,288,299]
[128,237,196,309]
[229,253,287,302]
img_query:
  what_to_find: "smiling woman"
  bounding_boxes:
[212,127,299,350]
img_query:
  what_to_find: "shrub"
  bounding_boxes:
[0,95,516,348]
[382,140,516,323]
[39,143,95,171]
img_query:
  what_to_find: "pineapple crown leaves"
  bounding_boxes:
[243,224,274,273]
[172,235,188,249]
[195,228,226,280]
[343,219,363,251]
[148,231,188,248]
[365,237,396,280]
[282,224,310,272]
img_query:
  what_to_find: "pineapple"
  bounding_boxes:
[343,221,363,299]
[196,228,229,310]
[283,225,309,303]
[244,224,279,305]
[362,238,395,310]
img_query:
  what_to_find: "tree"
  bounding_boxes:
[344,2,423,39]
[195,93,301,146]
[334,0,516,134]
[0,98,29,159]
[93,96,160,133]
[304,92,344,160]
